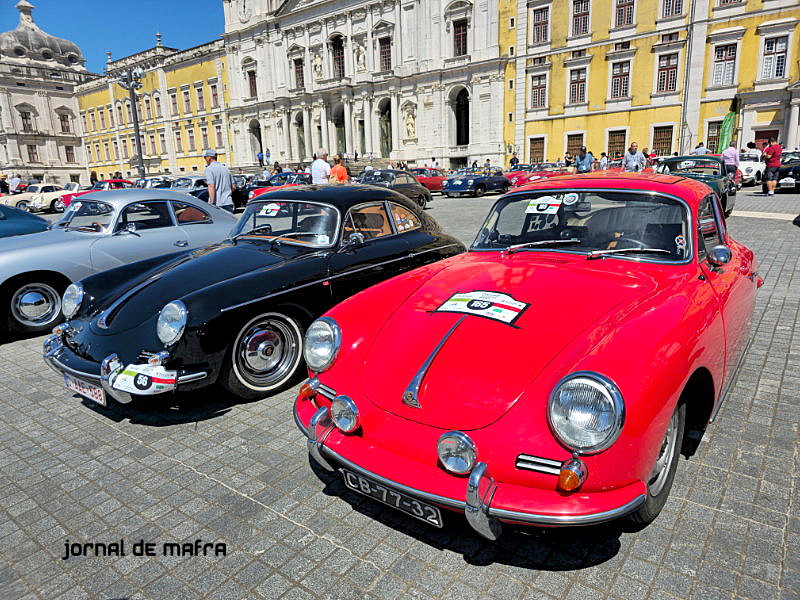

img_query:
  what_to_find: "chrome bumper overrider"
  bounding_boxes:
[43,334,207,405]
[296,402,646,539]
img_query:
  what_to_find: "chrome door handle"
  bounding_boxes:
[174,240,188,247]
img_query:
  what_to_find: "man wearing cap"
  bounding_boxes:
[203,149,234,212]
[575,146,594,173]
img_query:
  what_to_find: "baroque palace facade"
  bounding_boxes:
[0,1,94,183]
[506,0,800,163]
[76,38,232,180]
[223,0,515,169]
[16,0,800,176]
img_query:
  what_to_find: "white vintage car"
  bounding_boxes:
[738,153,763,186]
[28,182,82,213]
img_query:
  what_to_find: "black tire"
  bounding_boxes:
[501,184,510,194]
[628,401,685,524]
[15,200,28,211]
[416,195,427,210]
[754,171,761,185]
[762,181,769,194]
[220,311,305,401]
[4,277,65,333]
[474,185,486,197]
[51,199,65,213]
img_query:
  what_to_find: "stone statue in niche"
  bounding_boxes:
[405,109,416,139]
[312,52,323,80]
[354,43,366,72]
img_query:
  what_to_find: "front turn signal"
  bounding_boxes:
[298,377,320,401]
[557,458,587,492]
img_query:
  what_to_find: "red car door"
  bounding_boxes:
[696,194,756,386]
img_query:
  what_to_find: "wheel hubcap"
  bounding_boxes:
[648,408,679,496]
[234,317,299,389]
[10,283,61,327]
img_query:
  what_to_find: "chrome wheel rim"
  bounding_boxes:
[53,199,65,212]
[15,200,28,210]
[232,315,301,391]
[648,408,679,496]
[10,283,62,328]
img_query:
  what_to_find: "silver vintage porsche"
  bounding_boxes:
[0,189,237,334]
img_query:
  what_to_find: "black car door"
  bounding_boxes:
[327,201,413,304]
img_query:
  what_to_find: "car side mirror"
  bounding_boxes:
[707,245,731,267]
[340,232,366,251]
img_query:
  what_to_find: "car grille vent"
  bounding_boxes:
[318,383,336,400]
[515,454,562,475]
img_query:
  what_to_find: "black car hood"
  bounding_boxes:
[91,241,299,334]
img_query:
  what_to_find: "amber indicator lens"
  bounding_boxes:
[557,458,587,492]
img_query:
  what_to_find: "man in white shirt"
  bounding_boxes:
[310,149,331,184]
[623,142,646,172]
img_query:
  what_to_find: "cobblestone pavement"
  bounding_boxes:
[1,188,798,600]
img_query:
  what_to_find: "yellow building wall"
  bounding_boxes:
[499,0,517,165]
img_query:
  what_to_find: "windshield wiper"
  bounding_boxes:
[504,238,582,254]
[229,224,276,242]
[586,248,672,260]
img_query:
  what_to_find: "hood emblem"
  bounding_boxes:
[402,315,465,409]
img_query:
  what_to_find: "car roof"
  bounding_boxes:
[249,184,415,210]
[509,172,712,207]
[663,155,723,162]
[73,188,207,206]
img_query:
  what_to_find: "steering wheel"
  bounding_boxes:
[91,222,104,232]
[610,237,647,250]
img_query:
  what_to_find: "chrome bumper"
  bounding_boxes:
[43,334,207,405]
[296,402,645,539]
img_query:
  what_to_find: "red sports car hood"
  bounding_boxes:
[362,252,655,430]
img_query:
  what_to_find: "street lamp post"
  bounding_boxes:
[113,67,146,179]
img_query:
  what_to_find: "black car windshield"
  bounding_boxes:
[361,172,393,184]
[656,158,721,177]
[781,151,800,164]
[472,190,690,261]
[232,201,338,247]
[54,200,115,232]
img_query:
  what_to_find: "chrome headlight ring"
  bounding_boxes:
[437,430,477,474]
[304,317,342,373]
[156,300,188,346]
[62,282,84,319]
[547,371,625,455]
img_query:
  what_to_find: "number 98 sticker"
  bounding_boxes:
[435,290,530,325]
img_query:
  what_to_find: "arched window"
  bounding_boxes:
[331,36,345,79]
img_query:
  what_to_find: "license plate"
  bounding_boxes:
[64,374,106,406]
[779,178,795,187]
[341,469,443,527]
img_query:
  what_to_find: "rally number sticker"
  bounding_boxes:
[259,203,281,217]
[563,192,579,206]
[435,291,530,325]
[112,364,178,395]
[525,195,562,215]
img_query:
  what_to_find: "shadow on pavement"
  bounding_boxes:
[309,458,626,571]
[76,385,244,426]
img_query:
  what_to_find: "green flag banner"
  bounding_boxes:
[717,112,736,153]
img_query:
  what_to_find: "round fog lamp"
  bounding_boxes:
[330,395,360,433]
[437,431,476,474]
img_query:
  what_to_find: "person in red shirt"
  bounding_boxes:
[762,137,782,196]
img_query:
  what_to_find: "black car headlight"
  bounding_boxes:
[156,300,188,346]
[62,282,84,319]
[304,317,341,373]
[547,372,624,454]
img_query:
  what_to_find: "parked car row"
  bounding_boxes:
[0,170,761,540]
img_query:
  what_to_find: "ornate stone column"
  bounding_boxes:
[343,96,354,155]
[302,104,313,161]
[281,109,292,162]
[390,92,400,153]
[786,100,800,151]
[363,94,374,156]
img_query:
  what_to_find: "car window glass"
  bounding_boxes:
[473,191,690,261]
[172,201,212,224]
[55,200,115,232]
[390,203,421,233]
[697,195,722,260]
[117,202,173,231]
[343,203,394,240]
[231,201,337,247]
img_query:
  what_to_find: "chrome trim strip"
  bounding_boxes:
[515,454,562,476]
[177,371,208,384]
[318,383,336,400]
[403,315,466,408]
[307,407,335,471]
[220,243,462,313]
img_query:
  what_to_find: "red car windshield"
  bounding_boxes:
[473,190,690,261]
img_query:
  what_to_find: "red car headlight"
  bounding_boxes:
[547,372,625,455]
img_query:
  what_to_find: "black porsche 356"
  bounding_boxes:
[43,185,464,404]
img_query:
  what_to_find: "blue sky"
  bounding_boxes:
[0,0,224,73]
